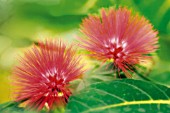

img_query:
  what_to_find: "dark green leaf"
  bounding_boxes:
[158,37,170,61]
[133,0,169,33]
[66,79,170,113]
[158,9,170,34]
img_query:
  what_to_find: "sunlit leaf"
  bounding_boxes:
[66,79,170,113]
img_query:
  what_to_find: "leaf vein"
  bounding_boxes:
[90,88,126,102]
[120,82,153,100]
[83,100,170,113]
[71,99,91,109]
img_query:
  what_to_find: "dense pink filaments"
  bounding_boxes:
[13,40,84,110]
[80,7,159,77]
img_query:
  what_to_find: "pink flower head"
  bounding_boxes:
[80,7,158,77]
[13,39,84,111]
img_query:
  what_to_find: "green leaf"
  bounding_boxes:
[19,13,86,31]
[133,0,165,19]
[0,101,24,113]
[70,63,116,93]
[88,0,114,13]
[11,0,88,32]
[158,37,170,61]
[0,101,65,113]
[150,71,170,86]
[133,0,169,34]
[15,0,87,16]
[158,9,170,34]
[0,0,13,26]
[0,101,37,113]
[66,79,170,113]
[11,37,33,47]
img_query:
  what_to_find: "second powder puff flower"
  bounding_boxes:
[80,7,159,77]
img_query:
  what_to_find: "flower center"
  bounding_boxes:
[42,70,71,103]
[45,76,67,97]
[104,41,126,61]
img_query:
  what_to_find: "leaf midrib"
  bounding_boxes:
[83,100,170,113]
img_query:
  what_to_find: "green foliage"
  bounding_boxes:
[158,37,170,61]
[0,101,64,113]
[133,0,169,34]
[66,79,170,113]
[150,71,170,86]
[0,0,170,112]
[2,79,170,113]
[0,101,36,113]
[70,63,117,93]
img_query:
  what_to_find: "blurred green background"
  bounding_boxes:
[0,0,169,103]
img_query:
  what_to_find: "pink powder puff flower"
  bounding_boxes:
[79,7,159,77]
[13,39,84,111]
